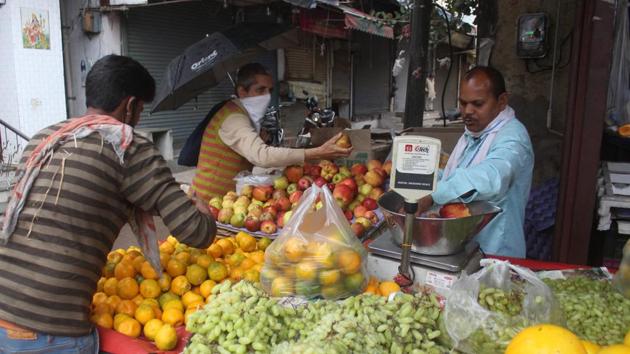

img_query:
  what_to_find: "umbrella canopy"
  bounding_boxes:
[152,23,297,113]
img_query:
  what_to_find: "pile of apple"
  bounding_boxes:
[207,159,392,237]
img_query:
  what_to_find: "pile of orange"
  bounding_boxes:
[91,232,270,349]
[363,277,401,297]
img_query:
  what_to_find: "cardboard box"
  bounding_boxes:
[310,128,391,166]
[403,126,464,153]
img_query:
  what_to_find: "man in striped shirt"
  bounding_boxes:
[0,55,215,352]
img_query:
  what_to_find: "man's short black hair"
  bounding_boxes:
[236,63,271,92]
[85,55,155,112]
[463,66,506,99]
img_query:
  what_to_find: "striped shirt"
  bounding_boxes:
[0,119,216,336]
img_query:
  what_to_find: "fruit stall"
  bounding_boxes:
[93,161,630,354]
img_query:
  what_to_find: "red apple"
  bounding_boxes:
[289,191,303,204]
[359,183,373,196]
[362,198,378,211]
[260,220,277,234]
[348,200,361,212]
[313,176,327,188]
[275,197,291,212]
[364,210,378,225]
[262,205,278,218]
[339,178,358,194]
[333,184,354,207]
[244,216,260,232]
[318,160,334,168]
[368,187,384,200]
[282,210,293,226]
[367,160,382,171]
[344,210,353,221]
[321,163,339,181]
[272,189,288,201]
[382,161,392,175]
[208,206,220,219]
[285,165,304,183]
[309,165,322,178]
[248,206,262,218]
[252,186,272,202]
[372,167,387,179]
[351,222,365,237]
[326,183,336,192]
[364,171,384,187]
[355,217,372,229]
[297,176,313,191]
[217,208,234,224]
[351,163,368,176]
[273,176,289,190]
[353,205,368,218]
[259,211,275,222]
[276,211,286,228]
[439,203,471,218]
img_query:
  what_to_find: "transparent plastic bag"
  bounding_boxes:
[441,259,563,354]
[233,170,281,195]
[613,239,630,298]
[260,185,368,300]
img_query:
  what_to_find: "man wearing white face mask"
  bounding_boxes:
[192,63,351,202]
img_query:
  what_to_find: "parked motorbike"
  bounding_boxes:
[296,91,336,147]
[260,105,284,147]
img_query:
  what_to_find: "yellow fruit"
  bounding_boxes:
[155,323,178,351]
[140,261,159,280]
[597,345,630,354]
[207,244,223,259]
[505,324,586,354]
[321,284,345,299]
[216,239,235,255]
[284,237,307,262]
[249,251,265,264]
[229,267,244,282]
[107,250,124,264]
[106,295,122,311]
[186,264,208,286]
[115,299,137,317]
[91,312,113,329]
[378,281,401,297]
[132,255,146,272]
[160,241,175,255]
[295,262,318,281]
[240,258,256,271]
[162,299,184,312]
[271,277,294,297]
[160,252,171,269]
[143,318,164,341]
[117,317,141,338]
[252,263,263,273]
[174,251,191,266]
[625,329,630,347]
[181,291,204,308]
[158,273,172,292]
[158,292,180,308]
[319,269,341,286]
[92,303,114,316]
[200,280,216,298]
[116,277,139,300]
[139,279,161,299]
[243,269,260,283]
[257,237,272,251]
[96,277,106,292]
[167,259,186,277]
[134,304,155,325]
[103,278,118,296]
[113,313,131,331]
[227,252,246,267]
[114,261,136,280]
[344,272,366,292]
[337,249,362,275]
[166,235,179,245]
[196,254,213,268]
[310,242,335,268]
[92,292,108,306]
[581,340,601,354]
[170,275,192,296]
[132,294,144,306]
[141,298,160,309]
[236,232,257,252]
[162,308,184,327]
[207,262,229,282]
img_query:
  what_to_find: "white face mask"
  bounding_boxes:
[240,94,271,132]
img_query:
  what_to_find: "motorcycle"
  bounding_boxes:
[295,91,336,148]
[260,105,284,147]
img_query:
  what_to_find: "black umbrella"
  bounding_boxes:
[151,23,297,113]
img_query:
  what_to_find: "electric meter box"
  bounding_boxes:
[517,13,548,59]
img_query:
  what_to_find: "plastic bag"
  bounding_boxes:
[260,185,368,300]
[233,170,281,195]
[613,239,630,298]
[441,259,563,354]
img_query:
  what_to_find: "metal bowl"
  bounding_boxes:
[377,191,502,256]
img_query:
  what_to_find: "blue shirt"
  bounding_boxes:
[432,118,534,258]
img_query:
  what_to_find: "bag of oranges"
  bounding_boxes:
[260,185,368,300]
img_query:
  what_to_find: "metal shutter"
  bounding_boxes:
[352,32,392,116]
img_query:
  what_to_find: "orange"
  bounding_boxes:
[319,269,341,286]
[270,277,294,297]
[216,239,235,256]
[116,277,139,299]
[344,272,365,292]
[162,299,184,312]
[190,249,203,264]
[160,252,171,269]
[186,264,208,286]
[227,253,246,268]
[252,263,263,273]
[115,299,137,317]
[96,277,106,292]
[243,269,260,283]
[174,251,191,266]
[92,292,108,306]
[103,278,118,296]
[581,341,601,354]
[92,303,114,316]
[229,267,244,282]
[143,318,164,341]
[295,262,318,281]
[158,292,180,308]
[139,279,161,299]
[158,273,172,292]
[132,294,145,307]
[102,262,116,278]
[107,251,124,264]
[207,244,223,259]
[310,242,335,269]
[140,261,159,280]
[159,241,175,255]
[378,281,401,297]
[155,323,178,351]
[106,295,122,311]
[337,249,362,275]
[207,262,228,282]
[283,237,306,262]
[196,254,213,268]
[249,251,265,264]
[257,237,272,251]
[167,259,186,277]
[192,286,201,295]
[91,312,113,329]
[170,275,191,296]
[235,232,257,252]
[126,248,143,259]
[134,304,155,325]
[113,313,131,331]
[505,325,587,354]
[132,255,146,272]
[181,291,204,308]
[141,298,160,309]
[240,258,256,271]
[162,308,184,327]
[114,261,136,280]
[116,317,141,338]
[166,235,179,245]
[321,284,345,299]
[200,280,216,298]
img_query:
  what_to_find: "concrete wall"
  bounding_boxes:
[0,0,66,143]
[61,0,122,117]
[492,0,577,186]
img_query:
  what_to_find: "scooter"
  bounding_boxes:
[295,91,336,147]
[260,105,284,147]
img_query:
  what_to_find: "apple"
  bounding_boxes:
[297,176,313,191]
[382,161,392,175]
[351,163,368,176]
[276,211,286,228]
[309,165,322,178]
[348,200,361,211]
[339,178,358,194]
[344,210,353,221]
[217,208,234,224]
[225,191,238,199]
[209,197,222,210]
[355,216,372,229]
[353,205,368,218]
[367,160,382,171]
[241,185,253,198]
[260,220,277,234]
[351,222,365,237]
[285,165,304,183]
[282,210,293,226]
[372,167,387,179]
[289,191,303,204]
[273,176,289,190]
[339,166,351,177]
[244,216,260,232]
[252,186,272,202]
[364,210,378,225]
[335,132,352,148]
[234,196,250,207]
[313,176,327,188]
[275,197,291,212]
[326,183,336,192]
[354,174,365,186]
[221,199,235,209]
[230,212,246,228]
[321,163,339,181]
[368,187,384,200]
[272,189,288,201]
[287,183,298,194]
[262,205,278,218]
[359,183,373,196]
[364,171,384,187]
[439,203,471,218]
[333,185,354,207]
[248,205,263,218]
[233,205,247,215]
[259,211,275,222]
[357,194,366,202]
[318,160,333,167]
[332,173,345,184]
[208,206,220,219]
[362,198,378,211]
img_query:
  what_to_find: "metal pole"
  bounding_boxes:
[403,0,433,128]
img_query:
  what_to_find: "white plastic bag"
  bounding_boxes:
[233,170,281,195]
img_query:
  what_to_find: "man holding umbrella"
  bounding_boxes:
[191,63,351,202]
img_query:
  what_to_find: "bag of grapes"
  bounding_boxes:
[260,185,368,300]
[440,259,564,354]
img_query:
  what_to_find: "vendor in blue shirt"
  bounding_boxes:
[423,66,534,258]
